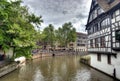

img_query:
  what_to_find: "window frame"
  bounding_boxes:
[100,36,106,48]
[107,55,111,64]
[100,18,110,29]
[95,38,99,48]
[90,39,94,48]
[97,54,101,61]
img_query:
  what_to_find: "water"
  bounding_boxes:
[0,55,114,81]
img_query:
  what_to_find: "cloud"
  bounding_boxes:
[23,0,92,32]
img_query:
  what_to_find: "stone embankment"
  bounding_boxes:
[0,56,26,78]
[32,50,88,60]
[0,63,18,77]
[0,50,88,78]
[32,51,74,59]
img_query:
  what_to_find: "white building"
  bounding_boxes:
[86,0,120,80]
[74,32,87,52]
[68,32,87,51]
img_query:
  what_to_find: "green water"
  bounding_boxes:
[0,55,114,81]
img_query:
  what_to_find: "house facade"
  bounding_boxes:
[74,32,87,52]
[86,0,120,80]
[68,32,87,52]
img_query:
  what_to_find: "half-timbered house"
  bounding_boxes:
[86,0,120,80]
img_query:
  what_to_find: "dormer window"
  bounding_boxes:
[106,0,114,4]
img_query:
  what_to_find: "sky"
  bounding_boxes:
[22,0,92,33]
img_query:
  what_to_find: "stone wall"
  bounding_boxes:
[0,63,18,77]
[90,53,120,80]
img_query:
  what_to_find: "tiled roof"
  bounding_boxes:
[97,0,120,12]
[97,0,110,12]
[76,32,87,36]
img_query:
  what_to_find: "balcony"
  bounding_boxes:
[112,47,120,51]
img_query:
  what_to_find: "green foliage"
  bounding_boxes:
[14,47,32,59]
[28,14,43,26]
[41,22,76,49]
[56,22,76,47]
[0,0,43,58]
[42,24,56,48]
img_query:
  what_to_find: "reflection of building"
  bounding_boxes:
[86,0,120,80]
[69,32,87,51]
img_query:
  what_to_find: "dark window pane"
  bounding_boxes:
[107,55,111,64]
[97,54,101,61]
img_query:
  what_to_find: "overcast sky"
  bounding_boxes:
[22,0,92,33]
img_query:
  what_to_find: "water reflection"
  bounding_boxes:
[0,55,114,81]
[33,68,44,81]
[73,69,91,81]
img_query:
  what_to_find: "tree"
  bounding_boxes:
[42,24,56,49]
[0,0,43,58]
[56,22,76,48]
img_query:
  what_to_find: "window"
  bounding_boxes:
[77,40,80,42]
[94,24,99,32]
[77,44,85,46]
[69,44,73,46]
[92,27,94,33]
[107,55,111,64]
[112,9,120,21]
[82,37,85,39]
[97,8,104,15]
[90,39,93,48]
[80,40,82,43]
[79,44,85,46]
[88,27,93,34]
[95,38,99,48]
[115,29,120,42]
[115,10,120,16]
[100,18,110,29]
[77,44,80,46]
[97,54,101,61]
[100,36,106,47]
[89,15,93,22]
[88,30,90,34]
[94,10,97,18]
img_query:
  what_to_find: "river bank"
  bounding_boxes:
[0,62,18,78]
[32,50,88,59]
[0,55,116,81]
[80,55,120,81]
[0,51,87,78]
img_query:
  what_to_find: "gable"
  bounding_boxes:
[87,0,104,24]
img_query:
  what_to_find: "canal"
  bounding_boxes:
[0,55,115,81]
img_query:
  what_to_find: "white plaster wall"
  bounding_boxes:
[112,52,120,80]
[90,54,116,77]
[6,48,13,58]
